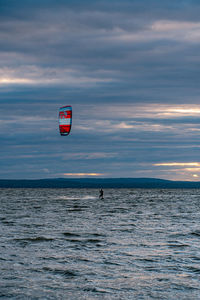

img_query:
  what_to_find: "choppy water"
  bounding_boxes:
[1,188,200,299]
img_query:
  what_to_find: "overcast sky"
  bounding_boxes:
[1,0,200,180]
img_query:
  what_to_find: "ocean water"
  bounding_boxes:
[1,188,200,300]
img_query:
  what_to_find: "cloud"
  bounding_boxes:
[61,152,117,160]
[63,173,105,177]
[152,161,200,181]
[0,66,114,87]
[152,20,200,31]
[1,1,200,99]
[1,1,200,179]
[154,162,200,167]
[150,20,200,42]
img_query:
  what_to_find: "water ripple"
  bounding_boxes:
[1,188,200,299]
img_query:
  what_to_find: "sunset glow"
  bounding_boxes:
[193,174,199,178]
[63,173,105,177]
[154,162,200,167]
[0,77,33,84]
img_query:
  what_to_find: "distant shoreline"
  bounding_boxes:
[1,178,200,189]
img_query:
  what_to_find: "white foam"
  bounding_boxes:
[55,195,97,200]
[81,196,97,200]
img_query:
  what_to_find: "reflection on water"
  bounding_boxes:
[1,188,200,299]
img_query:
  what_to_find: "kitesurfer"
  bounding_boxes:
[99,188,104,199]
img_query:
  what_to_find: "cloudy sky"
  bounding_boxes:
[1,0,200,180]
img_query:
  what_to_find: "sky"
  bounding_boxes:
[1,0,200,180]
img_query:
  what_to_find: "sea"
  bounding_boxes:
[1,188,200,300]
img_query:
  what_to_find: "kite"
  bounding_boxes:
[58,105,72,136]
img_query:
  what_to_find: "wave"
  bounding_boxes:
[167,242,189,248]
[191,231,200,237]
[63,232,81,237]
[83,286,108,294]
[43,267,78,278]
[62,232,104,239]
[14,236,54,243]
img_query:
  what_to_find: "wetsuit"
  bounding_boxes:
[99,189,103,199]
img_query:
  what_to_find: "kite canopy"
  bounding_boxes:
[59,106,72,136]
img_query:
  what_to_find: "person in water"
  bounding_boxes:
[99,188,104,199]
